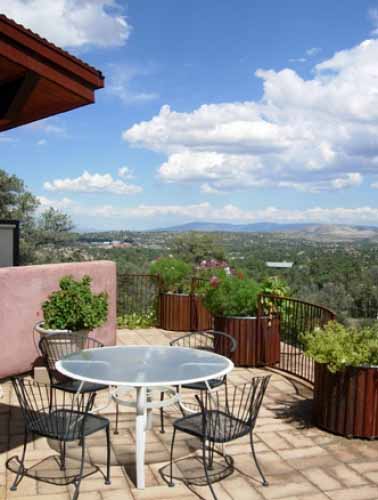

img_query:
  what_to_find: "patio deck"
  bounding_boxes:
[1,328,378,500]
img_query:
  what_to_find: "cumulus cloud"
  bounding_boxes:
[0,0,130,48]
[123,39,378,193]
[44,170,142,195]
[42,198,378,225]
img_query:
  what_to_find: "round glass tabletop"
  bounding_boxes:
[56,345,234,387]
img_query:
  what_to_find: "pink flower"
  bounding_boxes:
[209,276,220,288]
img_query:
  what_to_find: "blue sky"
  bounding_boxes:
[2,0,378,229]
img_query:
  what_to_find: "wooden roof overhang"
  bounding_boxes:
[0,14,104,132]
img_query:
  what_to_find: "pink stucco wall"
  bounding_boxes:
[0,260,117,379]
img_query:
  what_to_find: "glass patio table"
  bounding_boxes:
[56,345,234,489]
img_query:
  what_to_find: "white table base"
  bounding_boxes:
[111,385,180,489]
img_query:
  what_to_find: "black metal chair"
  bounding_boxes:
[8,378,111,500]
[39,332,121,433]
[39,332,108,395]
[160,330,237,433]
[168,375,271,500]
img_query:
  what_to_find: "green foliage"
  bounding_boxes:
[0,168,39,221]
[149,257,192,293]
[42,275,108,331]
[301,321,378,373]
[171,233,225,264]
[201,273,262,317]
[117,310,156,329]
[260,276,290,297]
[35,207,75,245]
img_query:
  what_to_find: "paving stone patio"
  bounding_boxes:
[1,327,378,500]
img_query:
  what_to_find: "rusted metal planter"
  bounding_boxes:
[214,315,280,367]
[159,293,212,331]
[314,362,378,438]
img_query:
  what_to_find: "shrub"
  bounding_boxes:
[117,310,156,329]
[200,273,262,317]
[42,275,108,331]
[149,257,192,293]
[301,321,378,373]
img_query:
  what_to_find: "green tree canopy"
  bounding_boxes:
[0,168,39,221]
[171,232,225,264]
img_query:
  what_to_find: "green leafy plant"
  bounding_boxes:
[149,257,192,293]
[200,273,262,317]
[42,275,108,331]
[117,310,156,329]
[301,321,378,373]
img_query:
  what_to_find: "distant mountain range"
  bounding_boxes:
[151,221,378,241]
[153,222,313,233]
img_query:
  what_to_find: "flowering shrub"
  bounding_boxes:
[149,257,192,293]
[301,321,378,373]
[200,273,262,317]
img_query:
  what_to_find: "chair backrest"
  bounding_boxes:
[12,377,94,439]
[171,330,237,358]
[196,375,271,441]
[39,332,104,384]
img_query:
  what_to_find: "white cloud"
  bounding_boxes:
[28,118,67,137]
[306,47,322,56]
[44,170,142,195]
[123,39,378,194]
[36,139,47,146]
[0,0,130,48]
[107,64,158,104]
[44,198,378,225]
[369,8,378,35]
[118,166,134,178]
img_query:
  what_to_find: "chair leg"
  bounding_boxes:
[250,432,268,486]
[114,401,119,435]
[160,391,165,433]
[105,424,111,485]
[10,430,28,491]
[201,439,218,500]
[59,441,66,470]
[72,435,86,500]
[168,427,176,487]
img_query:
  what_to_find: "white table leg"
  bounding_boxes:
[135,386,146,489]
[146,388,153,430]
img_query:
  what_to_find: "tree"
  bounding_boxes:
[0,168,39,222]
[0,169,75,264]
[36,207,74,245]
[171,233,225,264]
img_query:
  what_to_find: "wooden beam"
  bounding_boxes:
[0,71,39,120]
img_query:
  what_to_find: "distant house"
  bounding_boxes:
[266,261,293,269]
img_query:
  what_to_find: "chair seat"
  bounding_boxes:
[30,409,109,441]
[181,377,224,392]
[53,379,107,394]
[173,410,250,443]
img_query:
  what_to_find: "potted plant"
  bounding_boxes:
[200,273,282,366]
[35,275,108,342]
[301,321,378,438]
[149,257,193,331]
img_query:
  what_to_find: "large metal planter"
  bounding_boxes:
[314,362,378,438]
[214,315,280,367]
[159,293,212,331]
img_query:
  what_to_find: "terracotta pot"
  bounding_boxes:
[214,315,280,367]
[159,293,212,331]
[314,362,378,438]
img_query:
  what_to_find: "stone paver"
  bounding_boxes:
[0,327,377,500]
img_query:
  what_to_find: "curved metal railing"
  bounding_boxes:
[258,294,336,383]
